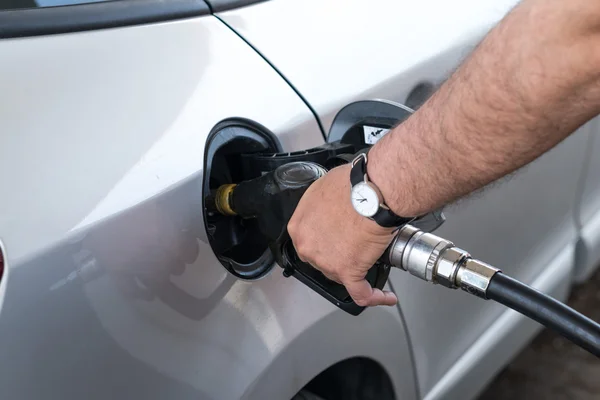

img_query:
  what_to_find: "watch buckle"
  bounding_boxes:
[351,152,367,167]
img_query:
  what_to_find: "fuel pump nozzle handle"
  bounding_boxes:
[211,160,393,315]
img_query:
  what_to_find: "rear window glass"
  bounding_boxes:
[1,0,110,10]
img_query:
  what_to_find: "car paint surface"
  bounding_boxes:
[219,0,591,398]
[219,0,522,131]
[574,120,600,282]
[1,1,598,399]
[0,15,417,400]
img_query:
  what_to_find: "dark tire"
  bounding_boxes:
[291,358,395,400]
[292,390,326,400]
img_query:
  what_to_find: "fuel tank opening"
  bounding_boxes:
[203,119,282,279]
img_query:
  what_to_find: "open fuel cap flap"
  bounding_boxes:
[204,100,445,315]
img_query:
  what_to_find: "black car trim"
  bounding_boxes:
[0,0,211,39]
[204,0,267,13]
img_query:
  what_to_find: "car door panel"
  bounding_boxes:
[219,0,522,131]
[219,0,589,397]
[574,120,600,282]
[0,13,418,400]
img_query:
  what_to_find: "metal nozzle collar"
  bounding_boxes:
[387,224,500,298]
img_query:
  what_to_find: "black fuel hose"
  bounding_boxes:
[486,272,600,357]
[388,224,600,357]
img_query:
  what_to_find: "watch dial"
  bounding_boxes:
[351,182,380,217]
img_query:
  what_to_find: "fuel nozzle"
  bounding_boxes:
[209,161,327,243]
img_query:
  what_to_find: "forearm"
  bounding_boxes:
[369,0,600,217]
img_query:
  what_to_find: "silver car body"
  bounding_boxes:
[1,0,598,399]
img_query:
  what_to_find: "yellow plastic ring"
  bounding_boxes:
[215,184,237,216]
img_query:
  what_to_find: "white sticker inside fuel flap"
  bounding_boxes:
[363,125,390,145]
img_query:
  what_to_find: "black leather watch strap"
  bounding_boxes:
[373,207,414,228]
[350,153,367,186]
[350,153,413,228]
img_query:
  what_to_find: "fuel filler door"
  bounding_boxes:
[203,100,445,315]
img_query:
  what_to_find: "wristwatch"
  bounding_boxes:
[350,152,414,228]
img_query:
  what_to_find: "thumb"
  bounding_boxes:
[344,278,397,307]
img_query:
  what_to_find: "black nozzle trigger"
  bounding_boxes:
[273,235,391,316]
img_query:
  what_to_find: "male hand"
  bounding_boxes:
[287,164,398,307]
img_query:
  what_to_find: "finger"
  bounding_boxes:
[297,251,309,264]
[297,255,342,284]
[291,241,309,263]
[305,259,339,282]
[321,270,342,284]
[345,279,398,307]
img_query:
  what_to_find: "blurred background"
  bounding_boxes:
[480,268,600,400]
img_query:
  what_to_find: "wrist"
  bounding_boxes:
[342,163,396,235]
[366,127,424,218]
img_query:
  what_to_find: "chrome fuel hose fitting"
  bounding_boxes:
[387,225,499,298]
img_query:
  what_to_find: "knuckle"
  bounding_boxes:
[312,257,340,281]
[295,237,307,252]
[355,298,369,307]
[311,254,326,270]
[351,292,369,306]
[295,240,312,260]
[322,271,339,283]
[287,219,299,236]
[337,268,352,283]
[321,259,339,274]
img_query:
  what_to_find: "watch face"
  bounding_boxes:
[351,182,380,217]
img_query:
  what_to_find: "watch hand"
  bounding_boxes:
[353,197,368,203]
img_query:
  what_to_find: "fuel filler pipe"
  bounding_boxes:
[385,225,600,358]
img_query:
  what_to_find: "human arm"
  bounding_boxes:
[368,0,600,217]
[288,0,600,307]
